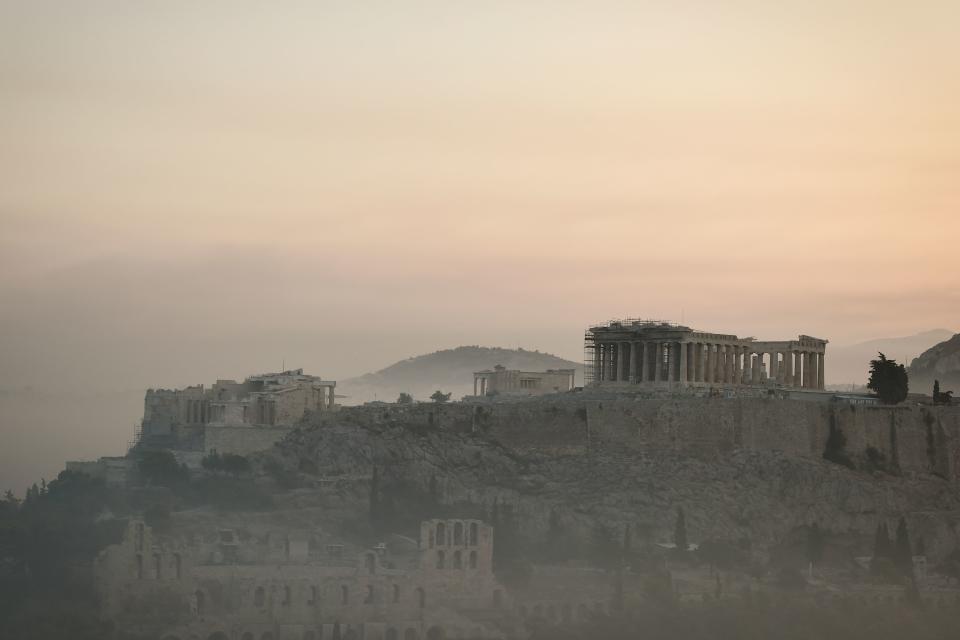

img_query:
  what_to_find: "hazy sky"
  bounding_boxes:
[2,0,958,393]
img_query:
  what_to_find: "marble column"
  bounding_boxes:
[818,351,825,389]
[606,343,615,381]
[628,342,637,383]
[769,351,779,382]
[743,350,753,384]
[679,342,688,384]
[810,352,819,389]
[802,352,811,388]
[793,351,801,387]
[784,350,794,387]
[652,343,661,382]
[733,347,742,384]
[593,341,602,383]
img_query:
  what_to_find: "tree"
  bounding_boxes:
[430,390,452,404]
[397,392,413,404]
[867,353,909,405]
[806,523,825,575]
[894,516,913,576]
[673,507,688,553]
[823,421,854,469]
[934,380,954,406]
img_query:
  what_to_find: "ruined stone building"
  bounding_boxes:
[586,320,827,389]
[143,369,336,438]
[472,366,575,397]
[93,517,608,640]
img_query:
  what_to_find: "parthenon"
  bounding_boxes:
[586,320,827,389]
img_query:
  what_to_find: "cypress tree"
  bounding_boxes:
[895,516,913,576]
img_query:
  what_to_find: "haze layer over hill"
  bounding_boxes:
[827,329,954,386]
[910,333,960,394]
[337,346,582,404]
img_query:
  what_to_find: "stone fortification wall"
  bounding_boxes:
[329,394,960,483]
[204,425,294,457]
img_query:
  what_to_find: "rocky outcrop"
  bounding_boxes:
[910,333,960,395]
[262,397,960,568]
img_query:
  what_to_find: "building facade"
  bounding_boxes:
[472,366,575,397]
[586,320,827,389]
[143,369,337,439]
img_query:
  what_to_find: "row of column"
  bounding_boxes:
[592,342,825,389]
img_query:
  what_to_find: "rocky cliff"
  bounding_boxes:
[260,394,960,571]
[910,333,960,395]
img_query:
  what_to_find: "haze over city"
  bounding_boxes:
[1,4,960,639]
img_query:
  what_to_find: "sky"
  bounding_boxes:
[1,0,959,398]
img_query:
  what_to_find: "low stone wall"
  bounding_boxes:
[204,425,294,457]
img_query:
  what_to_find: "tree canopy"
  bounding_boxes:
[867,353,909,405]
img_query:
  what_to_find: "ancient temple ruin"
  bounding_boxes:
[586,320,827,389]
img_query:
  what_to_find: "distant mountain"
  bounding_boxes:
[826,329,954,386]
[909,333,960,395]
[337,346,582,405]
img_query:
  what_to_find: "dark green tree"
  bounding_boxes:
[823,421,854,468]
[806,523,825,571]
[397,392,414,404]
[430,390,452,403]
[867,353,909,404]
[894,516,913,576]
[673,507,688,553]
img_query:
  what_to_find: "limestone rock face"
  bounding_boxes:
[910,333,960,394]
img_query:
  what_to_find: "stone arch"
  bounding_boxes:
[426,626,445,640]
[404,629,418,640]
[453,522,464,545]
[385,629,398,640]
[254,586,266,607]
[436,522,446,545]
[436,550,445,569]
[468,551,477,569]
[469,522,478,546]
[453,550,462,569]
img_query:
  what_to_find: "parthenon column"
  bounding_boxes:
[679,342,688,384]
[818,352,825,389]
[783,351,794,387]
[593,342,602,383]
[695,343,704,382]
[652,343,661,382]
[793,351,801,387]
[810,352,819,389]
[743,349,753,384]
[604,343,614,381]
[802,352,811,388]
[769,351,779,382]
[628,342,637,383]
